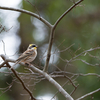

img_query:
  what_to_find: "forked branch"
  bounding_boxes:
[27,64,74,100]
[43,0,84,72]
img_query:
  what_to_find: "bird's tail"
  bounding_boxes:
[11,61,19,69]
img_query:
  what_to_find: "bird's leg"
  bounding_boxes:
[25,62,31,66]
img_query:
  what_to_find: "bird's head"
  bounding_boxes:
[28,44,38,50]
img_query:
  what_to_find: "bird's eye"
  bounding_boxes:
[32,45,36,47]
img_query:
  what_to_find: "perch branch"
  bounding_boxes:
[0,54,36,100]
[0,55,73,99]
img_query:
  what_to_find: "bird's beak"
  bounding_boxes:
[34,46,37,49]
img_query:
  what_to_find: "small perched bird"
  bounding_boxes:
[11,44,37,69]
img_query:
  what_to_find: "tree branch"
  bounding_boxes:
[76,88,100,100]
[53,0,84,30]
[27,64,74,100]
[1,54,100,100]
[0,6,52,28]
[0,55,36,100]
[43,27,54,72]
[0,55,73,99]
[69,47,100,62]
[43,0,84,72]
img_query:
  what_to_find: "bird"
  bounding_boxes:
[11,44,37,69]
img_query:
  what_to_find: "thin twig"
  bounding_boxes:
[6,26,13,32]
[59,43,75,53]
[87,52,100,61]
[72,59,99,66]
[51,75,75,100]
[69,47,100,62]
[2,40,6,55]
[0,81,13,96]
[50,71,100,78]
[26,0,40,17]
[0,24,5,33]
[70,84,79,96]
[64,75,77,88]
[53,0,84,30]
[76,88,100,100]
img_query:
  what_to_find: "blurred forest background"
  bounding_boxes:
[0,0,100,100]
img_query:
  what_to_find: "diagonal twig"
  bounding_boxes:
[26,0,40,17]
[53,0,84,30]
[76,88,100,100]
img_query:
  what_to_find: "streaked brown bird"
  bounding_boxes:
[11,44,37,68]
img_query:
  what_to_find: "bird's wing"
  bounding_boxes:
[16,49,35,62]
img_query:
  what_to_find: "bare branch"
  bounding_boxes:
[27,64,74,100]
[58,43,75,53]
[1,40,6,55]
[43,0,84,72]
[69,47,100,62]
[76,88,100,100]
[0,55,73,99]
[87,52,100,61]
[6,26,13,32]
[70,84,79,96]
[0,6,52,28]
[0,23,13,33]
[64,75,77,88]
[11,69,36,100]
[1,54,100,99]
[51,71,100,78]
[0,55,36,100]
[51,75,76,100]
[0,24,6,33]
[43,28,54,72]
[72,59,99,67]
[0,81,13,96]
[53,0,84,30]
[26,0,40,17]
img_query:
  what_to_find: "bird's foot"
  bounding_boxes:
[25,63,31,66]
